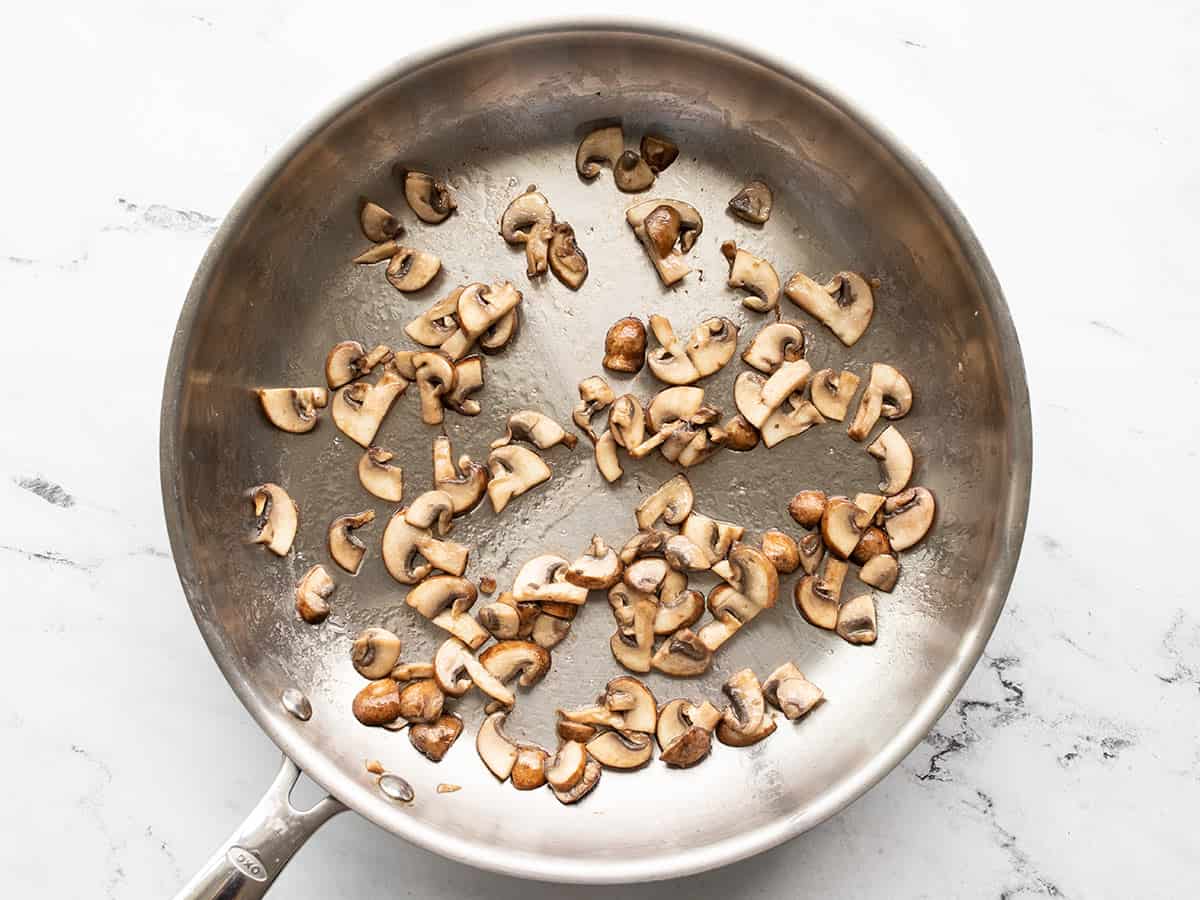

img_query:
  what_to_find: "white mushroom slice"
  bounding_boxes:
[331,370,408,447]
[762,663,824,720]
[882,487,935,550]
[479,640,551,687]
[696,608,742,652]
[499,186,556,278]
[685,317,739,377]
[635,474,694,530]
[656,701,712,768]
[405,286,464,347]
[608,394,647,448]
[793,557,848,630]
[257,387,328,433]
[784,270,875,346]
[509,554,585,605]
[351,627,403,680]
[618,530,669,565]
[821,497,866,559]
[860,554,899,592]
[385,247,441,292]
[854,492,886,522]
[358,198,402,243]
[664,535,711,572]
[491,410,577,451]
[486,444,551,514]
[357,447,404,502]
[680,513,744,566]
[646,314,702,385]
[403,170,456,224]
[760,359,813,410]
[397,678,445,723]
[728,180,773,224]
[614,150,655,193]
[325,340,393,388]
[404,490,455,536]
[837,593,878,644]
[594,430,622,482]
[295,565,334,623]
[456,281,524,345]
[627,421,686,459]
[717,668,776,747]
[410,352,455,426]
[798,531,824,575]
[247,483,298,556]
[678,428,718,468]
[742,322,804,374]
[625,198,703,287]
[352,241,403,265]
[654,585,704,635]
[650,628,713,677]
[588,730,653,769]
[810,368,861,421]
[714,543,780,616]
[381,511,469,584]
[762,530,800,574]
[848,363,913,441]
[433,638,513,705]
[546,741,588,791]
[604,676,657,733]
[551,758,601,805]
[405,575,477,619]
[566,536,623,589]
[390,662,435,682]
[609,591,656,673]
[867,426,913,495]
[477,596,521,640]
[576,124,623,179]
[476,711,519,780]
[761,399,826,448]
[624,558,670,595]
[548,222,589,289]
[479,308,519,354]
[328,509,375,574]
[444,356,484,417]
[721,241,781,313]
[431,435,488,516]
[646,386,705,433]
[573,375,614,443]
[389,350,417,380]
[409,713,463,762]
[734,372,773,429]
[558,704,625,730]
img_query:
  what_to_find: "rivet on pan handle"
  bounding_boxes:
[171,756,345,900]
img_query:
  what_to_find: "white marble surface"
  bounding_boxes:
[2,2,1197,897]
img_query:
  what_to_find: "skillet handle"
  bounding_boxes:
[172,755,345,900]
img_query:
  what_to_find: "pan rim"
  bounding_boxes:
[159,17,1032,884]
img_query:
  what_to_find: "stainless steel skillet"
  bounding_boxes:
[161,21,1031,898]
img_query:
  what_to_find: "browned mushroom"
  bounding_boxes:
[603,317,647,373]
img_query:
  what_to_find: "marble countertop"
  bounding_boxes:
[3,2,1196,897]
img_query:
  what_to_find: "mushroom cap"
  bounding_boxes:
[741,322,804,375]
[432,638,475,696]
[486,444,551,514]
[784,270,875,346]
[635,474,695,530]
[811,368,861,421]
[295,564,334,624]
[655,698,693,750]
[604,676,658,733]
[860,553,900,592]
[788,490,828,529]
[491,410,577,451]
[603,318,647,373]
[646,386,705,432]
[721,543,780,612]
[613,150,655,193]
[794,562,845,631]
[685,316,739,377]
[403,170,456,224]
[477,600,521,639]
[852,525,893,566]
[728,180,773,224]
[722,242,781,313]
[644,205,683,258]
[404,489,455,536]
[478,640,551,687]
[359,197,402,243]
[328,509,376,575]
[352,679,402,726]
[499,186,554,244]
[566,536,623,589]
[576,124,623,179]
[409,713,462,762]
[397,678,445,723]
[587,729,654,769]
[664,535,711,572]
[548,222,588,290]
[711,414,760,452]
[871,363,913,419]
[545,740,588,791]
[257,387,328,433]
[248,483,298,556]
[358,447,404,502]
[625,199,703,251]
[325,340,367,388]
[626,198,703,286]
[405,575,477,619]
[837,593,878,644]
[351,627,402,679]
[511,744,550,790]
[385,247,441,292]
[624,557,670,594]
[608,394,647,448]
[659,724,712,768]
[679,512,743,566]
[550,758,602,805]
[883,486,935,550]
[476,711,519,780]
[640,134,679,173]
[821,497,866,559]
[761,530,800,574]
[650,628,713,676]
[721,668,767,736]
[798,531,825,575]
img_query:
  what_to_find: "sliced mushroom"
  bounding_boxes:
[654,581,705,635]
[558,703,625,730]
[860,553,899,591]
[385,247,441,292]
[486,444,551,514]
[625,198,703,286]
[443,356,484,417]
[788,490,827,529]
[409,713,462,762]
[837,593,877,644]
[479,308,519,354]
[604,676,657,733]
[604,395,645,451]
[479,640,551,687]
[432,638,513,705]
[717,668,776,747]
[650,628,712,676]
[603,317,647,373]
[257,387,328,434]
[852,525,892,566]
[407,577,486,647]
[510,744,549,790]
[351,627,403,680]
[352,679,402,726]
[646,314,702,385]
[325,340,393,389]
[762,662,824,721]
[614,150,655,193]
[618,529,669,565]
[397,678,444,723]
[734,372,773,429]
[247,483,298,556]
[390,662,435,682]
[381,511,468,584]
[576,124,623,179]
[741,322,804,374]
[762,530,800,574]
[566,536,623,589]
[295,565,334,623]
[548,222,588,289]
[624,557,671,595]
[794,556,848,630]
[640,134,679,173]
[676,426,719,469]
[656,699,714,767]
[848,363,913,441]
[696,607,741,652]
[785,270,874,346]
[854,492,886,523]
[594,430,622,482]
[331,370,408,447]
[491,410,578,451]
[883,486,935,550]
[635,474,694,531]
[404,490,455,536]
[761,398,825,448]
[354,239,406,264]
[359,198,402,243]
[710,414,759,452]
[822,497,866,559]
[454,281,524,347]
[811,368,861,421]
[550,758,601,805]
[609,590,656,673]
[499,186,555,278]
[478,595,521,639]
[573,375,614,444]
[646,386,705,433]
[431,435,488,516]
[685,316,739,377]
[403,170,456,224]
[728,180,773,224]
[759,359,813,410]
[328,509,375,574]
[680,512,744,566]
[357,447,404,502]
[798,531,825,575]
[644,204,681,258]
[556,720,598,744]
[721,241,781,313]
[588,729,653,769]
[476,711,519,780]
[664,535,711,572]
[389,350,417,380]
[545,740,588,791]
[717,543,780,616]
[513,554,589,605]
[409,352,455,426]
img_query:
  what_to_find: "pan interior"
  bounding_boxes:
[163,28,1028,883]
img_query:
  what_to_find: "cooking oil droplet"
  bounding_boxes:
[281,688,312,721]
[378,773,414,802]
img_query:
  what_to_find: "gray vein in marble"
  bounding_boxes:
[1156,609,1200,690]
[111,197,220,234]
[0,544,96,572]
[972,791,1065,898]
[1088,319,1127,339]
[72,744,126,899]
[145,825,184,883]
[14,475,75,507]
